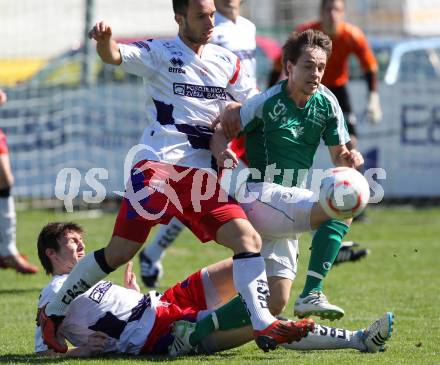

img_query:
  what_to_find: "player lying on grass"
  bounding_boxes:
[35,222,393,357]
[35,222,313,357]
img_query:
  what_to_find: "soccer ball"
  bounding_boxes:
[319,167,370,220]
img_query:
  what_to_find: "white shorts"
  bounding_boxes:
[263,238,299,281]
[238,181,315,239]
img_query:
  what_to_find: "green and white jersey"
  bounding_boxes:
[240,80,350,187]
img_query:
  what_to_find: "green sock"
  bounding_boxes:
[189,296,251,346]
[301,219,349,298]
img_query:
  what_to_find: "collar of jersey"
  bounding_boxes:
[175,35,207,58]
[280,80,315,110]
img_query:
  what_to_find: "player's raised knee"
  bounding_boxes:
[241,229,262,252]
[216,219,262,253]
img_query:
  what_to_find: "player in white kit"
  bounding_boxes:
[35,222,392,358]
[38,0,310,354]
[35,222,313,356]
[139,0,257,289]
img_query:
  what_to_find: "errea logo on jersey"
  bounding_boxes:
[169,57,186,74]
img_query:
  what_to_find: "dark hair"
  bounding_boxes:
[173,0,190,15]
[37,222,83,275]
[320,0,344,10]
[282,29,332,75]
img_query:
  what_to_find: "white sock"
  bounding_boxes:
[282,324,365,351]
[201,267,223,309]
[232,254,275,331]
[45,252,108,316]
[0,196,18,257]
[142,218,184,262]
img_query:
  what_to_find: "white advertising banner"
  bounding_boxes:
[313,81,440,198]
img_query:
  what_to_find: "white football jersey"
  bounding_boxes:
[118,36,257,169]
[212,12,257,87]
[35,275,161,355]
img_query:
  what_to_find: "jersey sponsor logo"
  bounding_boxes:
[268,99,287,121]
[169,57,186,74]
[89,281,113,303]
[173,83,227,100]
[290,126,305,139]
[306,105,327,127]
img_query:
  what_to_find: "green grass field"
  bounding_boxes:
[0,207,439,364]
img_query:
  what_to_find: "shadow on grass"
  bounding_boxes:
[0,351,243,363]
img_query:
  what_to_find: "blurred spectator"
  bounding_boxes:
[212,0,257,87]
[0,89,39,274]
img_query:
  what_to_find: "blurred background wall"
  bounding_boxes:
[1,0,440,203]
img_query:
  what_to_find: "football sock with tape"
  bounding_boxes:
[232,252,276,330]
[282,323,363,350]
[301,219,349,298]
[0,195,19,257]
[45,249,114,316]
[142,217,184,262]
[190,296,251,346]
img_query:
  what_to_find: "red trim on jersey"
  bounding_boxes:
[229,58,241,85]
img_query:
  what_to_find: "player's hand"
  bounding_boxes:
[220,102,242,139]
[83,332,108,356]
[340,149,364,169]
[88,21,112,42]
[366,91,382,124]
[124,261,140,292]
[217,148,238,169]
[0,89,7,106]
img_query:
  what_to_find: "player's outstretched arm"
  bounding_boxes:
[88,21,122,65]
[37,332,109,358]
[364,71,382,124]
[328,145,364,168]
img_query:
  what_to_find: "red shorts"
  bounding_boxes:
[140,270,207,354]
[0,129,9,155]
[113,160,247,243]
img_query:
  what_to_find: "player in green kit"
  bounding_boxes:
[213,29,365,320]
